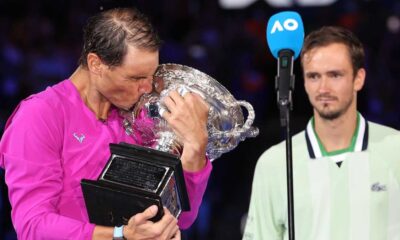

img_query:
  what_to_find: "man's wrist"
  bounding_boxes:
[113,225,125,240]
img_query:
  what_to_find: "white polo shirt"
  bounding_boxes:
[244,114,400,240]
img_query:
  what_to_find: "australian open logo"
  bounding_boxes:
[371,182,386,192]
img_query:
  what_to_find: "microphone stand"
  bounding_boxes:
[276,49,295,240]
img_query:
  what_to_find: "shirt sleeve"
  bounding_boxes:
[177,158,212,229]
[0,98,95,240]
[242,150,286,240]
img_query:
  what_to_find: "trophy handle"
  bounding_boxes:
[235,100,259,139]
[207,100,259,161]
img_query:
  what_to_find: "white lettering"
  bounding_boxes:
[271,20,284,34]
[284,19,298,31]
[271,19,298,34]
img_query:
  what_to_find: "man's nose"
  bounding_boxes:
[318,77,330,93]
[139,78,153,94]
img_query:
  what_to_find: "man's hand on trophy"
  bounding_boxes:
[161,90,209,172]
[123,205,181,240]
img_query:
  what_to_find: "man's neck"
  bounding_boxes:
[313,109,358,153]
[70,66,112,121]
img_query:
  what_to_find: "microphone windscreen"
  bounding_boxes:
[266,11,304,59]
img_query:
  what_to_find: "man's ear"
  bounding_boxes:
[87,53,103,75]
[354,68,366,92]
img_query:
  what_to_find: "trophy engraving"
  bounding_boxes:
[100,155,169,193]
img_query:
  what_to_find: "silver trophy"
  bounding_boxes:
[121,63,259,161]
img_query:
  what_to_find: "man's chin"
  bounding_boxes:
[114,99,139,111]
[115,104,134,112]
[317,109,342,120]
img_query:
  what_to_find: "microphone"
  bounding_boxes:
[266,11,304,125]
[266,12,304,240]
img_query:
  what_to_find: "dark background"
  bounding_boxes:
[1,0,399,239]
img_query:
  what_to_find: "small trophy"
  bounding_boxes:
[81,64,259,226]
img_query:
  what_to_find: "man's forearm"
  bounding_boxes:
[92,225,114,240]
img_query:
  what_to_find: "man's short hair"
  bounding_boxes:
[79,7,161,68]
[300,26,365,75]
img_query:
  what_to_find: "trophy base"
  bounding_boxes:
[81,142,190,226]
[81,179,164,226]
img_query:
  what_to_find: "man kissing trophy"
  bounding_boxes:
[81,64,259,226]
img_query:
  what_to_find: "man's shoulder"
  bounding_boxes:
[367,121,400,174]
[368,121,400,143]
[28,80,71,104]
[16,80,75,115]
[367,121,400,165]
[256,130,306,168]
[261,130,305,154]
[368,121,399,132]
[5,80,72,129]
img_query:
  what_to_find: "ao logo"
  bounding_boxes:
[270,19,298,34]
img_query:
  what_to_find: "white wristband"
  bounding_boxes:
[113,225,124,240]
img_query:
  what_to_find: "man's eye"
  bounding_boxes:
[331,73,342,78]
[129,77,144,81]
[307,74,318,80]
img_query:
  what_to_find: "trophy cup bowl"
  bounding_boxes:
[121,63,259,161]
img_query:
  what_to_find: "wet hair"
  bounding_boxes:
[300,26,365,75]
[79,7,161,68]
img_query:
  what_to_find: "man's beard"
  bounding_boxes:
[317,108,343,120]
[314,93,353,120]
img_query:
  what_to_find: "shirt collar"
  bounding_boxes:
[305,113,369,159]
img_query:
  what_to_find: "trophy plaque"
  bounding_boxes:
[81,142,189,226]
